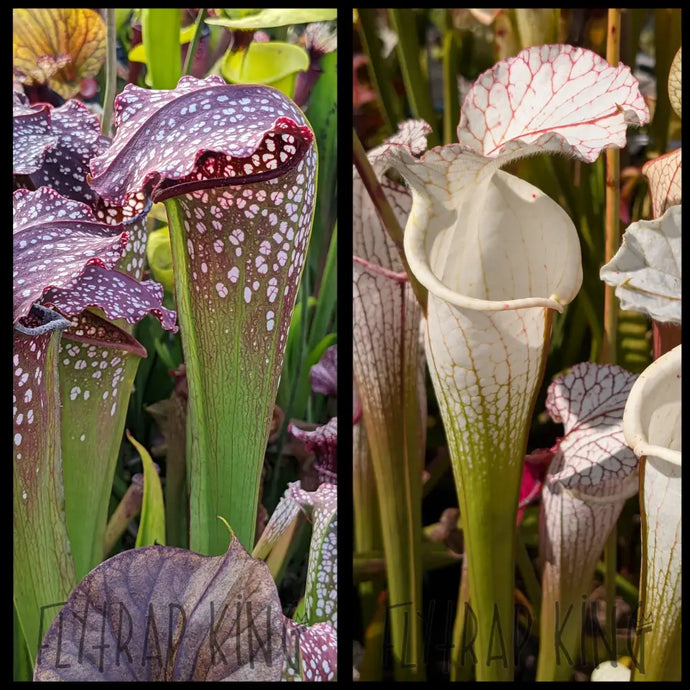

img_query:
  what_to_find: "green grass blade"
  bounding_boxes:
[307,223,338,353]
[141,8,181,89]
[442,28,460,144]
[292,332,337,422]
[127,431,166,547]
[388,9,440,147]
[101,8,116,136]
[305,50,337,280]
[357,9,403,134]
[182,8,207,76]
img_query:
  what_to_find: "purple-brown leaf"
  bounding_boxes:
[42,264,176,330]
[13,95,151,277]
[13,188,126,320]
[14,306,71,463]
[61,309,148,357]
[34,538,287,681]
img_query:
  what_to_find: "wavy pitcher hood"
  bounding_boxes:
[385,42,650,312]
[88,75,314,205]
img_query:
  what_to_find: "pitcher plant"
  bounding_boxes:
[88,75,318,554]
[366,43,648,679]
[623,345,681,681]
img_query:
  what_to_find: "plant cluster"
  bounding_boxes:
[353,8,680,682]
[14,8,337,681]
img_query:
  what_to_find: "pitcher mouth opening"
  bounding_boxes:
[402,185,581,315]
[151,136,310,203]
[623,345,682,467]
[151,166,292,203]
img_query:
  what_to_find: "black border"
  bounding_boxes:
[336,8,354,685]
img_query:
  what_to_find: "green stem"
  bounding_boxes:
[102,475,143,557]
[594,562,638,603]
[182,8,207,76]
[450,558,474,681]
[602,9,621,366]
[559,299,587,366]
[581,158,607,261]
[101,8,117,137]
[601,10,622,651]
[388,9,440,147]
[375,367,425,679]
[603,526,618,644]
[356,9,402,135]
[354,282,426,679]
[353,544,461,581]
[578,282,605,363]
[515,530,541,621]
[375,475,424,680]
[265,514,306,584]
[536,589,580,681]
[353,420,384,629]
[442,26,460,145]
[460,492,517,680]
[358,591,388,681]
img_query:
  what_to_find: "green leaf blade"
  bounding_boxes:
[127,431,166,548]
[141,8,181,89]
